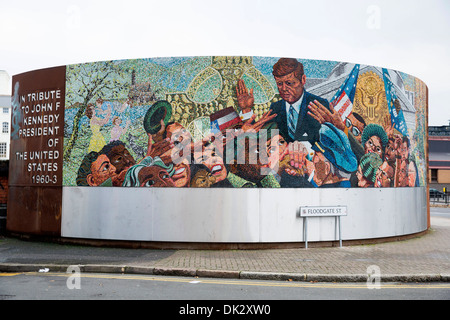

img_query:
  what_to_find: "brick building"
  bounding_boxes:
[429,123,450,191]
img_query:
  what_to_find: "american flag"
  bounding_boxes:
[382,68,408,136]
[330,64,360,120]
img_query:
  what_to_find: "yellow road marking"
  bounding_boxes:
[22,272,450,290]
[0,273,21,276]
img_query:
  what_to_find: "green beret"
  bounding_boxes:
[143,100,173,134]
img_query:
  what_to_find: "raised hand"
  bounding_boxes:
[383,114,395,138]
[146,133,174,158]
[307,100,345,131]
[236,79,254,114]
[288,141,308,169]
[150,119,167,143]
[241,109,277,133]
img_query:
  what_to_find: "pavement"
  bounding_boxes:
[0,209,449,283]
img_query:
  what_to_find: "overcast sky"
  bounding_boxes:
[1,0,449,125]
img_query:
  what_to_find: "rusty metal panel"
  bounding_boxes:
[8,66,65,235]
[7,186,62,235]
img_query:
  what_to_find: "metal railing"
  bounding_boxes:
[430,191,449,204]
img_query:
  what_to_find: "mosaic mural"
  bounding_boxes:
[63,56,428,189]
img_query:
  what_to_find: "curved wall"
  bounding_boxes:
[61,187,427,243]
[7,56,429,246]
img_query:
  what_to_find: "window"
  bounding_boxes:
[0,143,6,157]
[2,122,8,134]
[2,108,8,114]
[431,169,438,182]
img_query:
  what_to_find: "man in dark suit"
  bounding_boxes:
[237,58,330,145]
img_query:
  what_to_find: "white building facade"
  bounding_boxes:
[0,71,11,160]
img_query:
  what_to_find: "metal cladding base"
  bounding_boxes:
[59,186,428,247]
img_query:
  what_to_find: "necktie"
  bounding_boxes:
[288,105,297,139]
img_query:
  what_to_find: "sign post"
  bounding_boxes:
[299,206,347,248]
